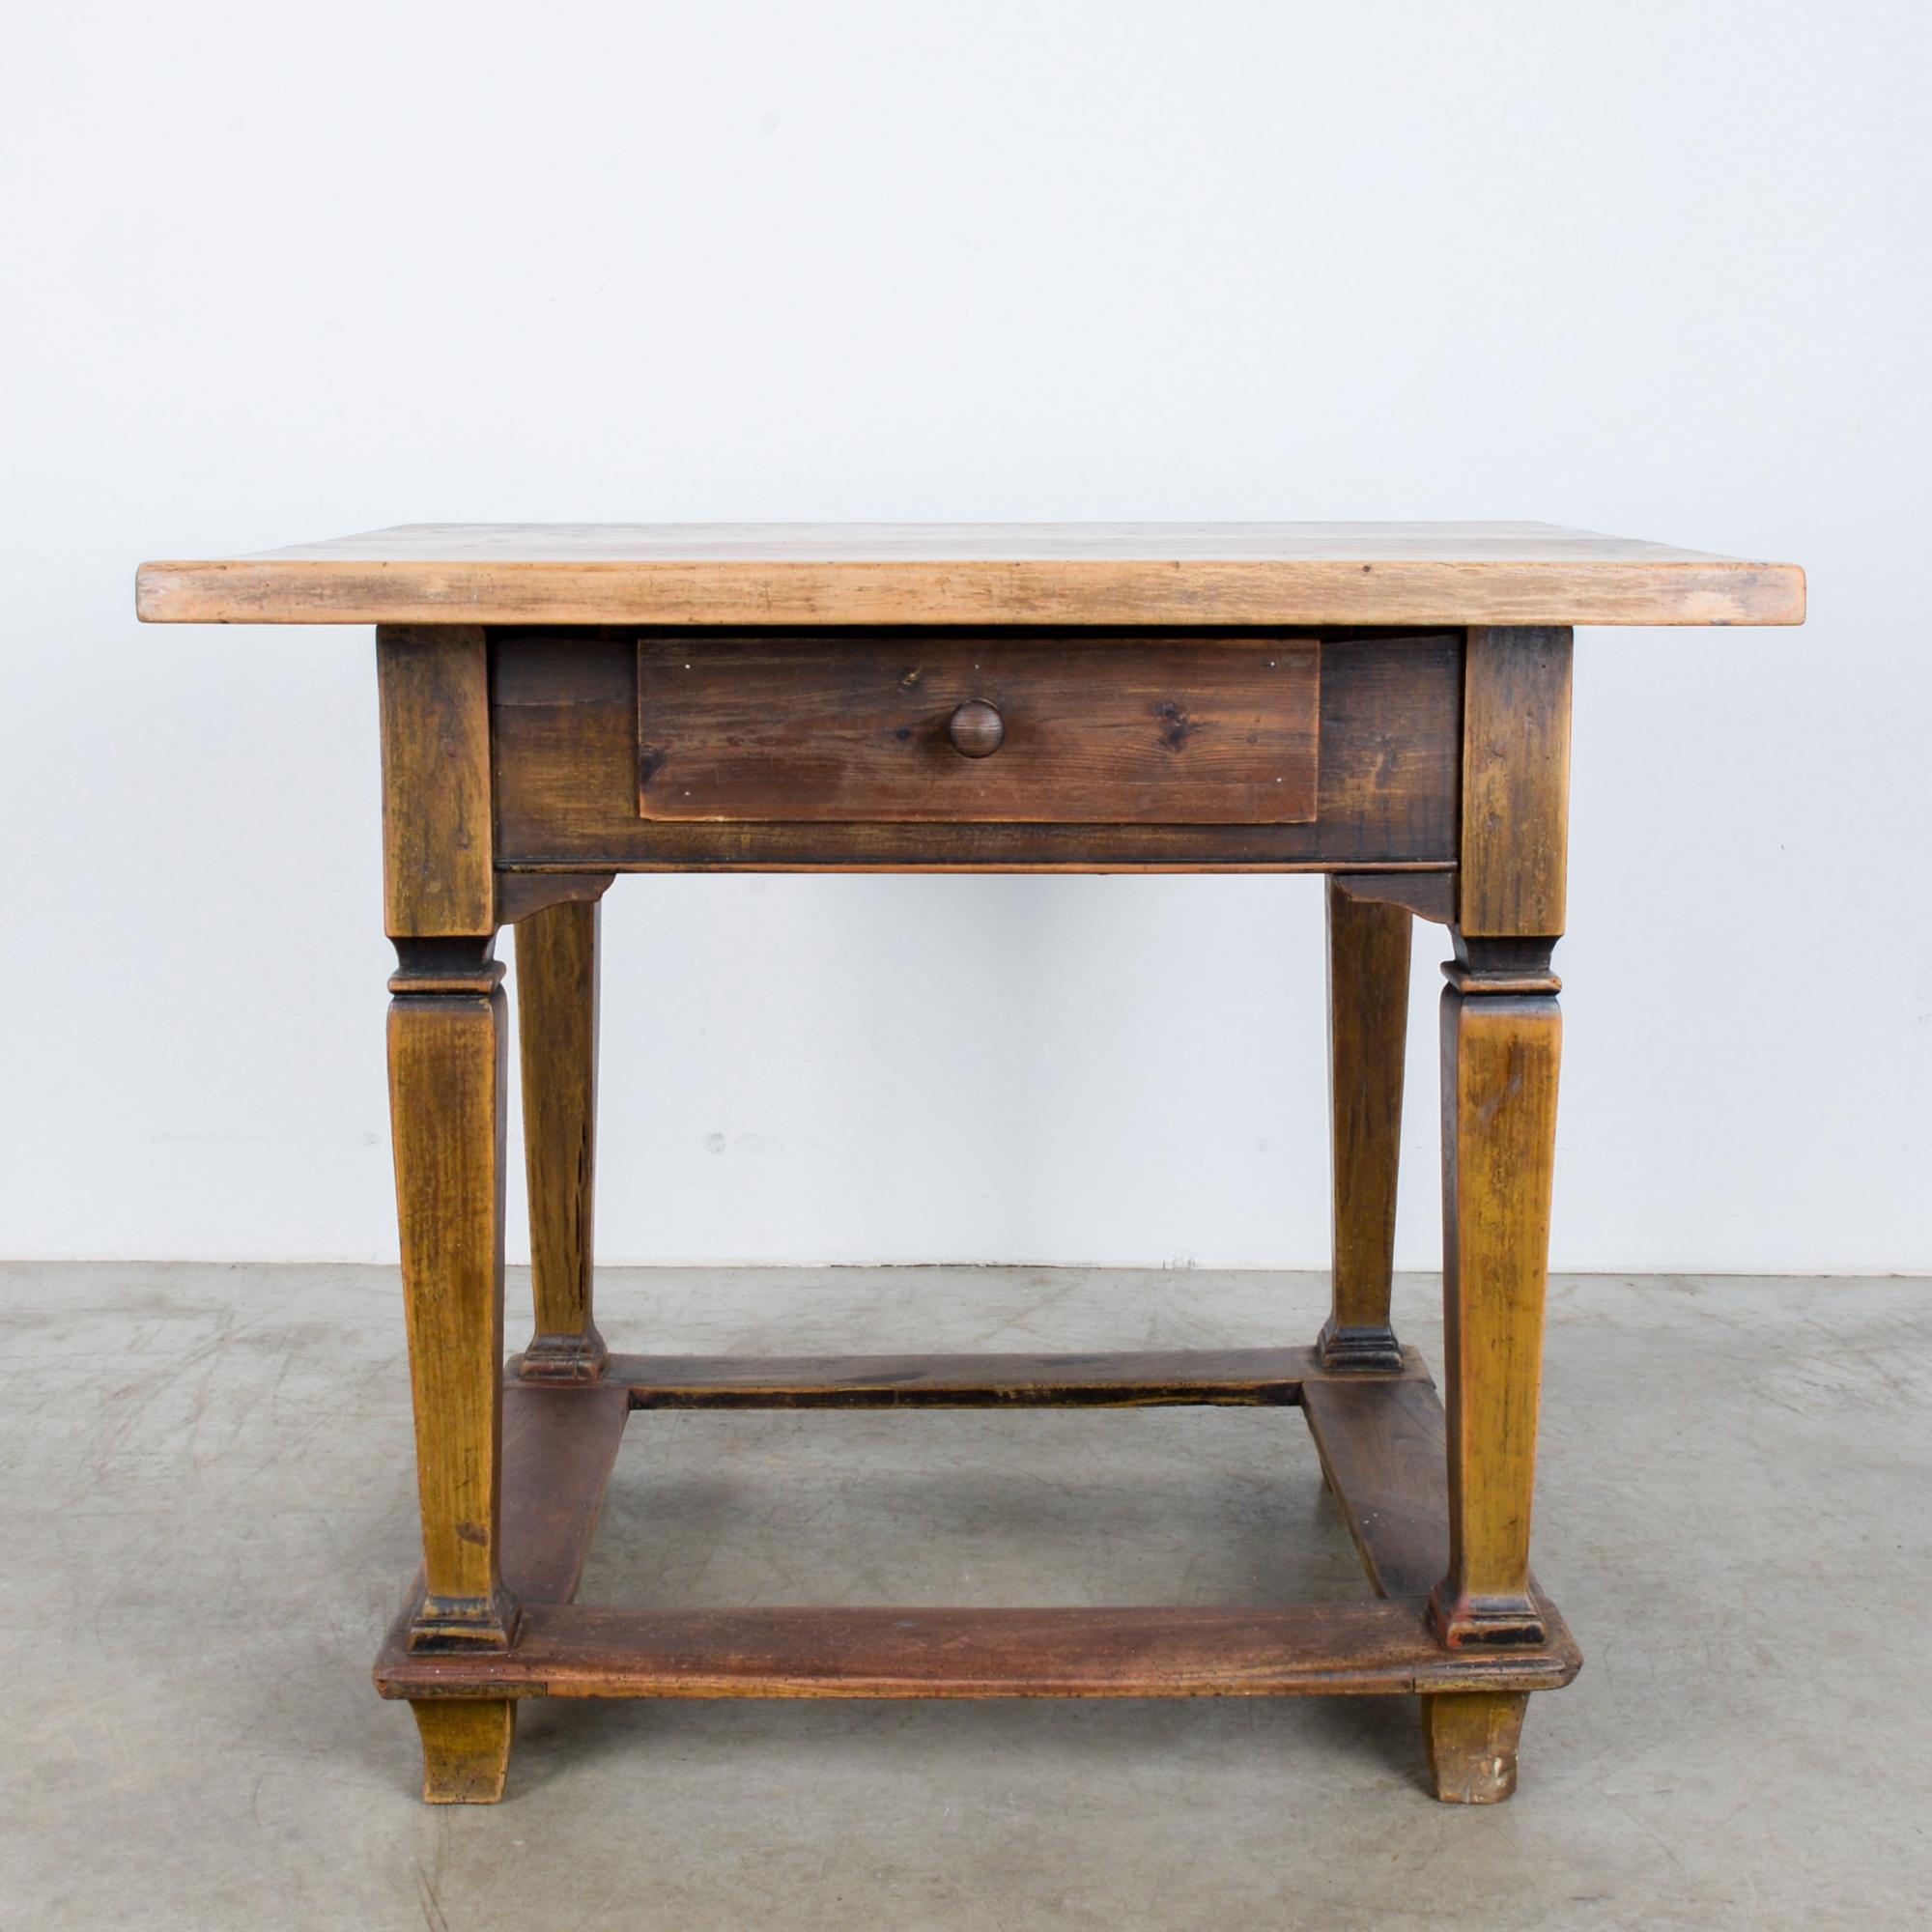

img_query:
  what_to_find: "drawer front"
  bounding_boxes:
[638,636,1320,825]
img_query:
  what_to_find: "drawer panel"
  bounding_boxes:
[638,636,1319,825]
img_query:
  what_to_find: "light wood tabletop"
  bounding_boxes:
[137,521,1804,628]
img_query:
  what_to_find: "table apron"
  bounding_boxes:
[491,627,1463,873]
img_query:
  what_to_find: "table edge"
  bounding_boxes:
[134,555,1806,628]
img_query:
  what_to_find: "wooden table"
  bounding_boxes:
[138,523,1804,1804]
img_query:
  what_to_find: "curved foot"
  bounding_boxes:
[412,1698,517,1804]
[1421,1691,1528,1804]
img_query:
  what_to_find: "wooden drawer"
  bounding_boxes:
[492,629,1462,871]
[637,636,1320,825]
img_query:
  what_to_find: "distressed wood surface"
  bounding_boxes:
[342,586,1627,1801]
[497,631,1463,869]
[387,978,516,1652]
[1304,1375,1458,1598]
[388,1378,630,1799]
[638,635,1320,825]
[137,522,1804,626]
[1431,981,1563,1648]
[495,871,612,925]
[1304,1338,1558,1611]
[514,897,608,1381]
[1423,1691,1531,1804]
[1458,628,1573,939]
[1319,878,1412,1372]
[498,1381,631,1605]
[1334,870,1456,924]
[377,627,494,937]
[411,1699,516,1804]
[568,1345,1426,1409]
[377,1599,1581,1702]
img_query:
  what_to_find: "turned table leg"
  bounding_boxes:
[515,894,609,1380]
[1319,875,1412,1373]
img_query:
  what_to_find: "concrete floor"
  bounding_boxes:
[3,1263,1929,1931]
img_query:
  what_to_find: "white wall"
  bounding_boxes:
[4,1,1927,1272]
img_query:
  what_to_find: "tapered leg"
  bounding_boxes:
[1422,1691,1529,1804]
[412,1698,517,1804]
[516,897,608,1380]
[1429,943,1561,1648]
[388,949,519,1654]
[1319,877,1411,1372]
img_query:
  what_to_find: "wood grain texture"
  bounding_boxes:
[496,631,1462,869]
[1422,1692,1530,1804]
[388,981,516,1652]
[499,1381,630,1605]
[1431,983,1562,1648]
[947,697,1005,757]
[1300,1374,1563,1613]
[514,898,607,1381]
[137,522,1806,627]
[345,570,1614,1801]
[495,871,612,924]
[576,1346,1424,1409]
[641,630,1321,819]
[1319,878,1411,1372]
[1302,1370,1575,1807]
[377,626,494,938]
[1302,1375,1457,1599]
[1334,869,1455,925]
[410,1698,516,1804]
[1459,628,1573,939]
[377,1377,629,1790]
[638,635,1320,825]
[376,1600,1582,1702]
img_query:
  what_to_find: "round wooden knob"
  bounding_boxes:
[947,698,1005,758]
